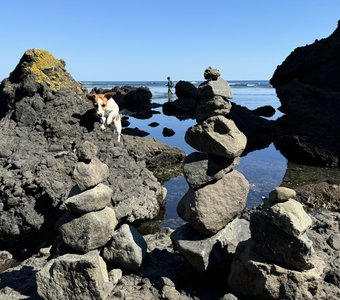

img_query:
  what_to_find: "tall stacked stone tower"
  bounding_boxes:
[171,67,251,272]
[179,67,249,234]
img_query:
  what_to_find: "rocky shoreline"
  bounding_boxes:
[0,22,340,300]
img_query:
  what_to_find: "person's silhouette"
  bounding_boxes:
[166,76,174,101]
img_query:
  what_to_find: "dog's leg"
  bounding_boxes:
[107,111,115,126]
[100,116,106,130]
[113,114,122,142]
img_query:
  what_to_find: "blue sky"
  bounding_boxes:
[1,1,339,81]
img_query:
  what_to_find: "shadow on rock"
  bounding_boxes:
[141,248,230,300]
[72,109,98,132]
[0,266,39,299]
[122,127,150,137]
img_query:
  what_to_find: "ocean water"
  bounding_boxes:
[82,80,288,228]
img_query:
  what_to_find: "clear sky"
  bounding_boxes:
[1,1,339,81]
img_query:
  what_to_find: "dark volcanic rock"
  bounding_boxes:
[275,132,339,167]
[295,181,340,212]
[162,81,199,120]
[121,127,150,137]
[270,22,340,90]
[148,122,159,127]
[90,85,152,111]
[162,97,197,120]
[162,127,175,137]
[123,135,185,183]
[183,152,239,190]
[229,102,280,155]
[252,105,275,118]
[270,22,340,166]
[175,80,199,99]
[0,49,84,118]
[280,162,340,212]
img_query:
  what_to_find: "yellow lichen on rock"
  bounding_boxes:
[23,49,83,94]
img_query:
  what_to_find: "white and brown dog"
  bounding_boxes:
[86,91,122,142]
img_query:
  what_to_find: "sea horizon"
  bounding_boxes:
[81,79,273,89]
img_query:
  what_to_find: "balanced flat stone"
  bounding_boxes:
[198,77,233,99]
[64,183,113,213]
[269,186,297,203]
[266,199,313,237]
[73,158,109,191]
[250,212,314,271]
[195,96,232,122]
[183,152,240,190]
[177,170,250,235]
[56,207,117,252]
[185,116,247,158]
[170,219,250,273]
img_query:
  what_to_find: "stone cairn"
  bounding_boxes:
[170,67,251,273]
[36,141,148,300]
[228,186,325,299]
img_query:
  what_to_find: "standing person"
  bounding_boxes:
[166,76,174,100]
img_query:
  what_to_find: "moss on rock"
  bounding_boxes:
[20,49,83,94]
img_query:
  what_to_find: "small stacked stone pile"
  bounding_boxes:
[252,187,314,271]
[228,187,325,299]
[170,67,251,273]
[36,141,147,300]
[56,142,117,254]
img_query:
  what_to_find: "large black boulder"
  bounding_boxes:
[175,80,199,99]
[270,21,340,166]
[90,85,152,111]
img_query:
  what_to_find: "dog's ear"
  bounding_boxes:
[104,91,116,99]
[86,94,96,101]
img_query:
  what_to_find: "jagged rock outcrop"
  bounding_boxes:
[0,49,84,118]
[270,21,340,167]
[0,49,175,258]
[123,134,185,183]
